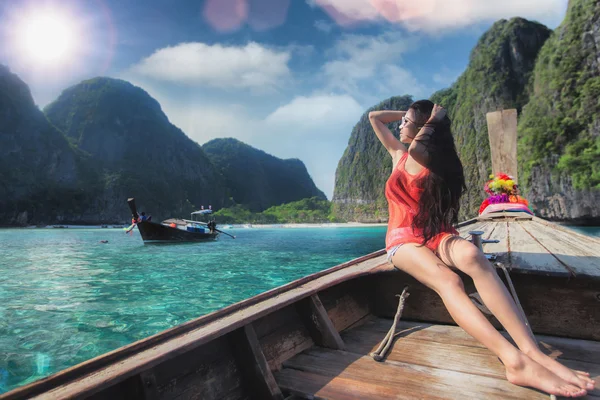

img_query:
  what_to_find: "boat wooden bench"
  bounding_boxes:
[3,215,599,400]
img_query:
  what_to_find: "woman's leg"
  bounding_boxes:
[436,236,595,391]
[390,243,587,397]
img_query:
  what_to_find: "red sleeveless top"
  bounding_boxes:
[385,152,457,251]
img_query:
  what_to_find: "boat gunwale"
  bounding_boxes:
[530,216,600,243]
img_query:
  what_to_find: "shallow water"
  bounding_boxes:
[0,226,387,393]
[565,225,600,238]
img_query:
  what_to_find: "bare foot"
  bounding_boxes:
[505,353,588,397]
[526,349,596,391]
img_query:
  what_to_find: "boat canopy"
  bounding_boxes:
[191,210,213,215]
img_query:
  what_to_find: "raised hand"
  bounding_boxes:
[430,104,447,123]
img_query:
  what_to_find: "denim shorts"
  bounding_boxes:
[386,244,404,266]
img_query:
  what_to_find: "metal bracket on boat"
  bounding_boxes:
[469,230,497,261]
[469,231,485,250]
[468,230,499,246]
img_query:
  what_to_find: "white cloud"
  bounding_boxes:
[323,32,409,87]
[314,20,334,33]
[309,0,568,33]
[321,32,429,104]
[128,42,291,91]
[376,64,428,98]
[265,94,362,126]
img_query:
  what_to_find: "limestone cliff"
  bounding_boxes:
[431,18,551,219]
[333,18,551,222]
[518,0,600,224]
[332,96,413,222]
[0,65,84,225]
[203,138,326,212]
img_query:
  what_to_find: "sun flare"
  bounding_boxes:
[15,9,79,66]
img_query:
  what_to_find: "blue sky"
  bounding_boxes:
[1,0,568,199]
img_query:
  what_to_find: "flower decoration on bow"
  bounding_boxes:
[478,172,533,215]
[484,173,517,196]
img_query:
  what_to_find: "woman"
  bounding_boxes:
[369,100,594,398]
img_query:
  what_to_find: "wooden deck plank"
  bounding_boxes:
[345,319,600,366]
[278,348,548,399]
[348,318,600,366]
[482,221,509,259]
[457,221,492,239]
[523,221,600,278]
[277,368,422,400]
[353,318,486,348]
[506,221,571,276]
[344,330,507,379]
[458,221,511,264]
[536,336,600,367]
[341,320,600,394]
[277,319,600,399]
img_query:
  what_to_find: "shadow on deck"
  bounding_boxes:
[275,317,600,399]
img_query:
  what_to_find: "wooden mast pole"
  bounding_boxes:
[486,109,519,182]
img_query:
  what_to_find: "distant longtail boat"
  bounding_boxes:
[127,198,220,243]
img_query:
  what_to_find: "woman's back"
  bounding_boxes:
[385,152,457,251]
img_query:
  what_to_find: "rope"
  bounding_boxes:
[496,262,535,340]
[495,262,555,399]
[370,286,410,362]
[469,292,493,315]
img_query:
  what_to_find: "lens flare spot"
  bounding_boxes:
[203,0,248,32]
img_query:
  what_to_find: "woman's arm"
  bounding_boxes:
[368,110,406,158]
[408,104,446,167]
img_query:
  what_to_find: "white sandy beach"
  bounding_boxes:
[232,222,387,229]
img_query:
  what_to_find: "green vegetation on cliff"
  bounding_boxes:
[43,77,228,222]
[0,64,91,224]
[203,138,326,212]
[431,18,551,218]
[332,96,414,222]
[213,197,338,224]
[518,0,600,190]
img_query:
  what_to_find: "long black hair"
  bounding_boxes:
[408,100,466,245]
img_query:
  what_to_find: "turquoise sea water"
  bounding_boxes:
[567,225,600,238]
[0,226,387,393]
[0,224,598,394]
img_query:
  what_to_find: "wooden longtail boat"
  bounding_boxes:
[127,198,220,243]
[2,111,599,399]
[2,215,599,400]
